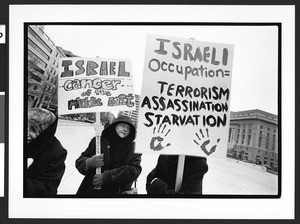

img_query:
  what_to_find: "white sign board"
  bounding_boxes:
[136,34,234,158]
[58,58,135,115]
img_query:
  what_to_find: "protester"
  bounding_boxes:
[76,115,142,196]
[26,108,67,197]
[146,155,208,194]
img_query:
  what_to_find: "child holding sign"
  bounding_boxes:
[75,115,142,196]
[146,155,208,194]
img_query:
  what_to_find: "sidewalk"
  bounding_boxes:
[56,119,278,195]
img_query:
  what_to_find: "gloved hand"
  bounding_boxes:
[93,173,104,189]
[85,154,104,169]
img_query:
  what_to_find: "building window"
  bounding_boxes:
[258,129,263,148]
[266,138,269,149]
[266,133,270,149]
[28,61,45,75]
[28,71,42,82]
[228,128,232,142]
[236,134,239,144]
[247,135,251,145]
[247,129,252,145]
[28,26,52,53]
[242,128,246,144]
[272,139,276,151]
[28,50,47,68]
[258,137,262,147]
[28,38,50,60]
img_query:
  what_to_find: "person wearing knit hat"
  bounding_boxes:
[75,115,142,196]
[28,108,56,143]
[26,108,67,197]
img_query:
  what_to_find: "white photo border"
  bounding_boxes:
[9,5,295,219]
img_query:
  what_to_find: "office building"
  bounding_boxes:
[227,109,278,171]
[27,25,66,111]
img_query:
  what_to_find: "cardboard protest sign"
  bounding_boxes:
[58,58,135,115]
[136,34,234,158]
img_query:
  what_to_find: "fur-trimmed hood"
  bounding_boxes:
[102,115,136,142]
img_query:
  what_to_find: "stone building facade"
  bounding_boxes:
[227,109,278,171]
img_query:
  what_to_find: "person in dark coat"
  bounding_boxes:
[76,115,142,196]
[146,155,208,194]
[26,108,67,197]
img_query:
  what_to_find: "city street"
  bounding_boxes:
[56,119,278,195]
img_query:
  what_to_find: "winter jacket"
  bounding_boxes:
[146,155,208,195]
[26,118,67,197]
[76,115,142,196]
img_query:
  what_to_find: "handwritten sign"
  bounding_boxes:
[58,58,135,115]
[136,34,234,158]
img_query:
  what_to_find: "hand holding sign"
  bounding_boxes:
[193,128,220,156]
[150,124,171,151]
[93,173,104,190]
[86,154,104,169]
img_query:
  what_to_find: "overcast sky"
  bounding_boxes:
[44,25,278,115]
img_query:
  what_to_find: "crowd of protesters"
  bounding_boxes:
[26,108,208,197]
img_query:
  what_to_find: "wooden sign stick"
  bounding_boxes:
[94,112,104,190]
[175,155,185,192]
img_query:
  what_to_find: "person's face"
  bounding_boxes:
[115,123,131,138]
[27,119,39,143]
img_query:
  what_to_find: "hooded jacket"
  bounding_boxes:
[76,115,142,196]
[146,155,208,195]
[26,118,67,197]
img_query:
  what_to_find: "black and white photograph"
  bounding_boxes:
[8,4,295,220]
[25,24,278,197]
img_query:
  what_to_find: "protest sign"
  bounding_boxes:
[136,34,234,158]
[58,58,135,115]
